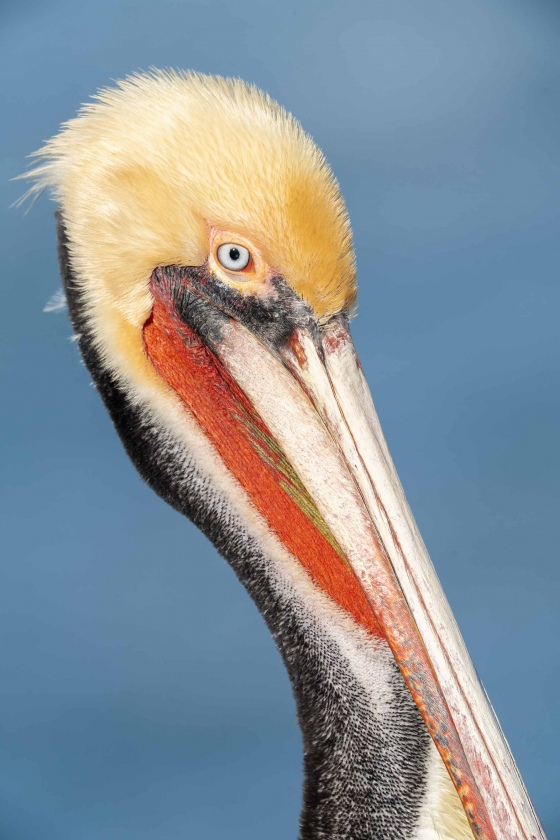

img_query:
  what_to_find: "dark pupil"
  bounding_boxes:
[229,247,240,262]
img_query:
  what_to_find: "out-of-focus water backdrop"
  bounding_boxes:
[2,0,559,836]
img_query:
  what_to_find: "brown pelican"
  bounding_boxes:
[23,70,545,840]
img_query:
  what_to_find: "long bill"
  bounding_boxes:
[144,271,545,840]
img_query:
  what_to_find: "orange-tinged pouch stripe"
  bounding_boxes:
[143,296,383,639]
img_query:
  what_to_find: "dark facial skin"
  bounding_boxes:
[151,262,329,359]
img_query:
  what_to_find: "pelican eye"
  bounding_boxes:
[217,243,251,272]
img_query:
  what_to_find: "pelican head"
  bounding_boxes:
[24,70,544,840]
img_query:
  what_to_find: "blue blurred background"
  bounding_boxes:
[2,0,559,836]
